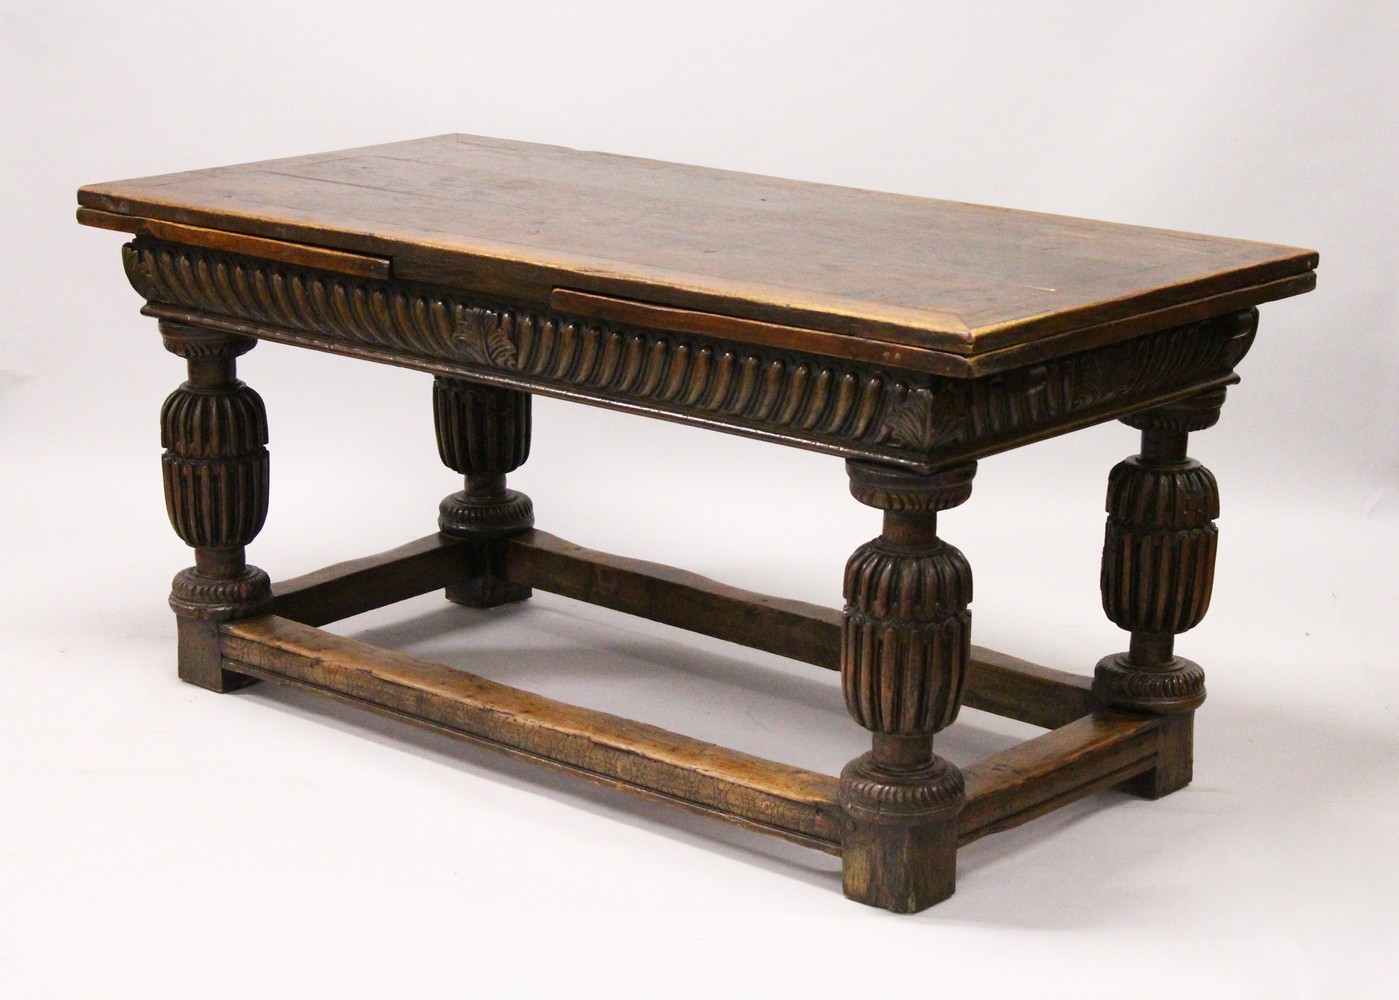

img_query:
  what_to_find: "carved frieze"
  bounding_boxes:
[124,238,1254,467]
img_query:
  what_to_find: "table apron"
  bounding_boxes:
[126,237,1255,471]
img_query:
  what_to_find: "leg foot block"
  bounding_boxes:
[839,753,964,912]
[445,577,533,609]
[176,618,257,693]
[1120,712,1194,799]
[169,566,269,693]
[441,537,532,609]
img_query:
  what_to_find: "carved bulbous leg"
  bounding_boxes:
[1096,388,1226,797]
[159,320,272,692]
[433,377,534,607]
[838,461,975,912]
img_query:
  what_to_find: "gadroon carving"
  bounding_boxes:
[124,237,1253,467]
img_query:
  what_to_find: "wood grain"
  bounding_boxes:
[504,529,841,667]
[77,134,1316,358]
[216,614,1150,864]
[265,525,1096,730]
[271,534,477,627]
[159,321,272,692]
[75,207,390,279]
[960,647,1096,731]
[959,712,1159,843]
[75,135,1303,908]
[503,529,1095,728]
[221,615,843,852]
[836,463,976,909]
[118,236,1267,472]
[550,287,967,375]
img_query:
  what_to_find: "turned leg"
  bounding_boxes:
[838,461,975,912]
[433,377,534,607]
[1096,388,1227,798]
[160,321,272,692]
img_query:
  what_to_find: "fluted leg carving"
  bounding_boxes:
[433,377,534,607]
[160,320,272,692]
[1096,388,1226,797]
[838,461,974,912]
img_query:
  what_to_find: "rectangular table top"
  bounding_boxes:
[78,134,1316,369]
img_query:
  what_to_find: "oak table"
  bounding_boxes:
[78,135,1316,912]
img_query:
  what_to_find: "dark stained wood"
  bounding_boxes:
[271,534,477,627]
[114,236,1267,470]
[76,207,390,279]
[959,713,1159,844]
[159,320,272,692]
[550,287,976,376]
[76,206,155,235]
[277,528,1096,729]
[515,530,1092,729]
[1124,713,1195,801]
[220,615,843,853]
[962,648,1096,731]
[836,463,976,911]
[78,134,1316,360]
[214,616,1165,865]
[964,271,1309,376]
[1092,390,1229,798]
[79,136,1316,912]
[504,529,842,667]
[432,378,535,607]
[551,274,1313,380]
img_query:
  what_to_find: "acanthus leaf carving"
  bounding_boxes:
[873,315,1244,453]
[875,385,965,452]
[453,306,519,369]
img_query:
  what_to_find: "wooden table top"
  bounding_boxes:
[78,134,1315,365]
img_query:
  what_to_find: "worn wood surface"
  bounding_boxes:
[218,613,1160,865]
[78,134,1316,361]
[960,647,1096,730]
[159,321,272,691]
[221,615,843,852]
[266,526,1096,729]
[959,712,1159,843]
[502,529,1094,728]
[1095,398,1219,719]
[433,377,535,606]
[1091,391,1230,799]
[271,534,477,627]
[112,234,1268,469]
[548,287,994,375]
[836,463,976,910]
[504,529,841,666]
[75,207,392,279]
[75,136,1306,910]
